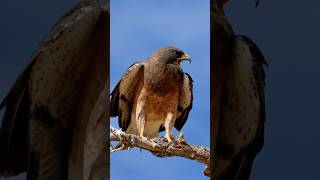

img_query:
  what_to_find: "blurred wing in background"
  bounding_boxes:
[212,1,267,180]
[0,0,109,179]
[213,35,267,180]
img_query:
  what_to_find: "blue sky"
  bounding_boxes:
[110,0,210,179]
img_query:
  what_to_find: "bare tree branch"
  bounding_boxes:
[110,126,210,176]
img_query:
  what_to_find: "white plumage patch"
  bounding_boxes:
[220,36,264,152]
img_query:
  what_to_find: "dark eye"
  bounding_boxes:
[173,50,182,57]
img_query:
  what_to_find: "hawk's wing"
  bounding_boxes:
[110,62,144,131]
[174,73,193,131]
[214,35,267,180]
[211,1,234,163]
[0,66,31,176]
[0,0,104,178]
[68,6,108,180]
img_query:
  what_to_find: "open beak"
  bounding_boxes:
[178,53,191,63]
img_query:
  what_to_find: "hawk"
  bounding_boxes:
[0,0,109,179]
[110,46,193,142]
[212,0,267,179]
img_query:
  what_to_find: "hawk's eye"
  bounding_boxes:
[173,50,182,57]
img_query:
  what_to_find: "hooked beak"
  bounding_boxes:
[178,53,191,63]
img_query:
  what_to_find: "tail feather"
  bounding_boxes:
[28,111,70,180]
[215,142,259,180]
[219,150,255,180]
[233,152,256,180]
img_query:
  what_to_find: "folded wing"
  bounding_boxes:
[214,35,267,180]
[110,62,144,131]
[174,73,193,131]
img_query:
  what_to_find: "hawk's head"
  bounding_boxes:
[149,46,191,66]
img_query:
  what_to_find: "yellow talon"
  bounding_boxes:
[165,133,173,142]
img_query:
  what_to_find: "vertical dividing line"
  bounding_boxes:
[106,0,110,179]
[210,0,213,179]
[210,0,215,179]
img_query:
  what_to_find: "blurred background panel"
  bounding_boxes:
[0,1,106,179]
[225,1,320,179]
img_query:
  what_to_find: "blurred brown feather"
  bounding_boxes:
[212,1,266,180]
[0,0,109,179]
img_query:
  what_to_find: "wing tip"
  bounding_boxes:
[0,99,6,110]
[236,35,269,67]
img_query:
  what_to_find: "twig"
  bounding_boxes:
[110,126,210,176]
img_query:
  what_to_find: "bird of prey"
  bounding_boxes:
[111,46,193,142]
[0,0,109,179]
[212,0,267,179]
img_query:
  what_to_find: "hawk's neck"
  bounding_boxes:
[144,63,183,96]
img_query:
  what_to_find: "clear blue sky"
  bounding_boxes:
[110,0,210,180]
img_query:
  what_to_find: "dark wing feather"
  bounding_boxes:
[211,3,235,175]
[214,35,267,180]
[110,62,144,131]
[68,6,108,180]
[1,0,103,177]
[110,82,120,117]
[0,66,32,176]
[174,73,193,131]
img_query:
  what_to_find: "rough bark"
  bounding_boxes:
[110,126,210,176]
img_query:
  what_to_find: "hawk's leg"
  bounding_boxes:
[137,111,147,140]
[164,112,176,143]
[139,123,146,140]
